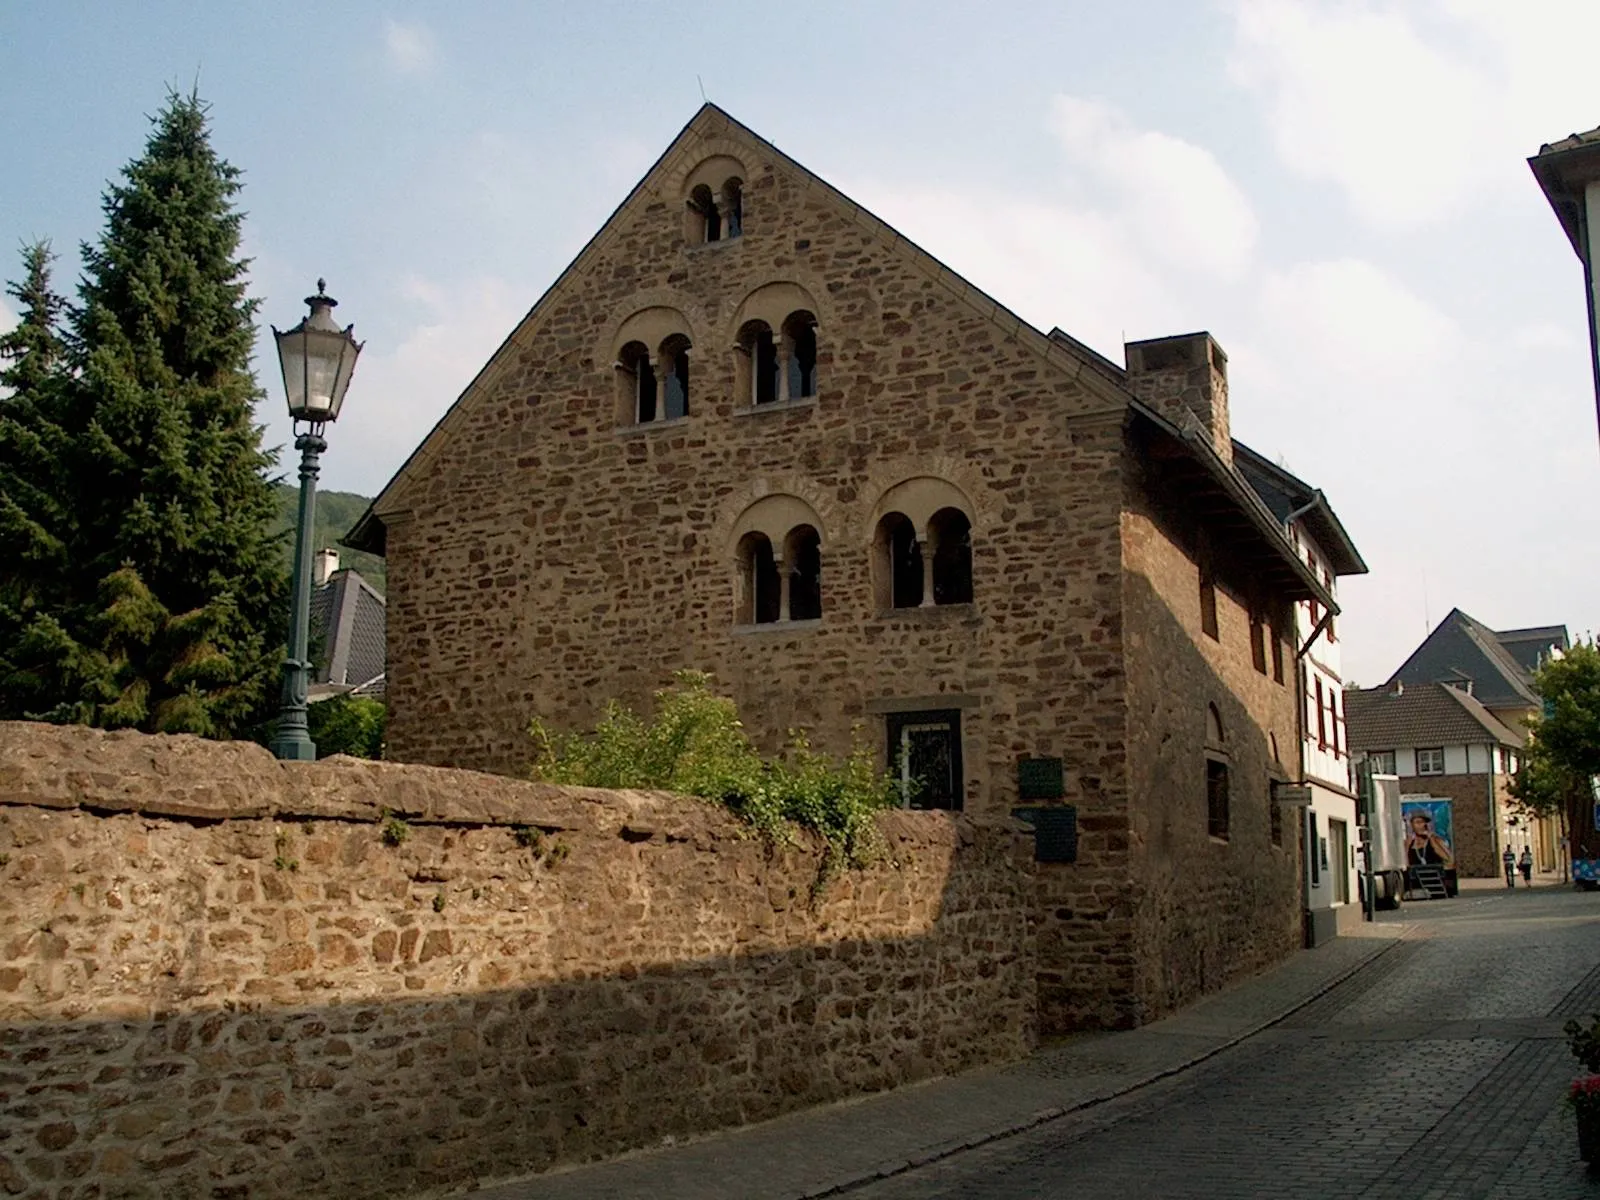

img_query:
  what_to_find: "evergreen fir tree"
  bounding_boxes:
[10,91,286,735]
[0,241,76,718]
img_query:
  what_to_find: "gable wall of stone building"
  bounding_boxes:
[1117,451,1303,1023]
[381,118,1133,845]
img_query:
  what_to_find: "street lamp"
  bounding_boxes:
[269,280,363,761]
[1529,126,1600,449]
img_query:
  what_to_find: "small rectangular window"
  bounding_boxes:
[1416,747,1445,775]
[1250,610,1267,675]
[1206,758,1230,840]
[1271,622,1285,684]
[1199,563,1218,641]
[1314,677,1327,748]
[1370,750,1396,774]
[1270,790,1283,847]
[887,710,963,811]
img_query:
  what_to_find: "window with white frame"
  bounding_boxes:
[1369,750,1397,774]
[1416,747,1446,776]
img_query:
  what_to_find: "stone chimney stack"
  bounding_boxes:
[1124,332,1231,464]
[314,547,340,586]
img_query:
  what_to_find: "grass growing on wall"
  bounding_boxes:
[528,671,897,870]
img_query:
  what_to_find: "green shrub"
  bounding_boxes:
[529,671,896,869]
[308,695,386,759]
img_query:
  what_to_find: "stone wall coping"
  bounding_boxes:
[0,721,1022,849]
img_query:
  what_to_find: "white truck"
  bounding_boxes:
[1359,771,1408,911]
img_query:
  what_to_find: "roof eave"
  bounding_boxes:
[1529,138,1600,257]
[1130,404,1338,611]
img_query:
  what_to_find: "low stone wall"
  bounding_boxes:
[0,722,1035,1199]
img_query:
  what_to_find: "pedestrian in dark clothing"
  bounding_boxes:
[1518,847,1533,884]
[1503,847,1517,888]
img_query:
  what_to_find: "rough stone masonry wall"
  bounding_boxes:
[1116,453,1303,1026]
[0,723,1035,1200]
[379,108,1132,844]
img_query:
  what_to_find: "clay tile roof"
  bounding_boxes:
[1345,683,1524,752]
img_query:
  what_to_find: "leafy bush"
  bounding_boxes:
[529,671,896,869]
[308,695,385,759]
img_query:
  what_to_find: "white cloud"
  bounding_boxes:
[328,274,527,496]
[1048,95,1258,278]
[1226,0,1499,228]
[0,296,16,337]
[384,19,435,74]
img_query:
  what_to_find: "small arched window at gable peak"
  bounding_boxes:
[685,173,745,245]
[1207,703,1226,749]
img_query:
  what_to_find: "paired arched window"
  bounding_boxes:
[874,506,974,611]
[737,310,819,406]
[616,334,691,425]
[688,178,743,245]
[738,524,822,624]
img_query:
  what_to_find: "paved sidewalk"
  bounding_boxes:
[468,923,1409,1200]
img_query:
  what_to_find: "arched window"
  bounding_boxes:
[660,335,690,420]
[738,532,781,625]
[875,513,923,609]
[783,311,818,401]
[738,320,780,406]
[690,184,721,243]
[617,340,656,424]
[786,525,822,621]
[722,178,743,238]
[929,507,972,605]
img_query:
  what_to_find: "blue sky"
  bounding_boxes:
[3,1,1598,683]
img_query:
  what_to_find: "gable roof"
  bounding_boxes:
[1529,126,1600,256]
[1230,442,1367,577]
[1346,682,1524,752]
[1493,624,1570,675]
[309,568,386,690]
[1385,608,1539,710]
[342,104,1334,611]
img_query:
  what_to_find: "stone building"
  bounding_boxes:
[348,105,1342,1030]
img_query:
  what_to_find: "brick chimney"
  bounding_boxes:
[1124,332,1231,464]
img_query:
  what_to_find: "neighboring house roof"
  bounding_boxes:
[1230,442,1367,577]
[1529,126,1600,256]
[344,104,1336,611]
[309,569,387,690]
[1346,683,1524,753]
[1494,624,1570,675]
[1385,608,1542,710]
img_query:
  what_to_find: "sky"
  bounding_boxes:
[2,0,1598,685]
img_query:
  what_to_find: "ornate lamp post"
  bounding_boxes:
[269,281,363,761]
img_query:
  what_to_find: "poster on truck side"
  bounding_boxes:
[1400,798,1455,868]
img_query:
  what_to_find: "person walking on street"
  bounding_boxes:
[1518,846,1533,885]
[1503,846,1517,888]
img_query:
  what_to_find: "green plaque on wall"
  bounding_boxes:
[1017,756,1065,801]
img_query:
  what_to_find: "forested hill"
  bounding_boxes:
[271,484,386,595]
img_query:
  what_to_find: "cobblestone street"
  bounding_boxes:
[851,886,1600,1200]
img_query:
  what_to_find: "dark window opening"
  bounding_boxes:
[787,525,822,621]
[1250,610,1267,674]
[1306,810,1319,884]
[619,342,655,425]
[723,178,743,237]
[691,184,721,243]
[879,513,923,608]
[1270,795,1283,847]
[1271,622,1285,683]
[1314,677,1327,748]
[1199,561,1218,640]
[888,709,963,811]
[1207,758,1230,840]
[930,507,973,605]
[661,337,690,420]
[738,533,781,625]
[785,313,818,399]
[742,322,779,405]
